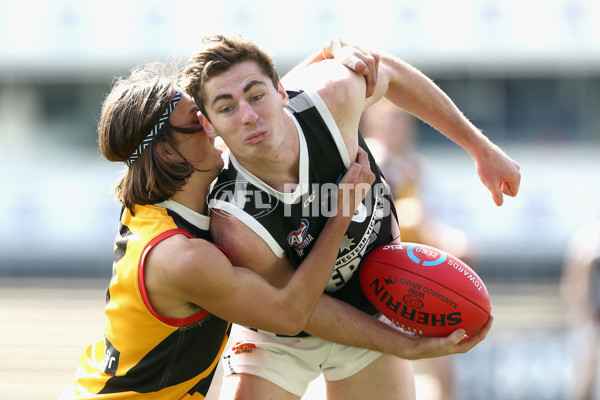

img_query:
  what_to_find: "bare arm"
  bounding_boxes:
[144,149,374,336]
[211,207,493,359]
[285,46,521,206]
[282,37,380,98]
[209,189,493,358]
[304,292,493,360]
[366,52,521,206]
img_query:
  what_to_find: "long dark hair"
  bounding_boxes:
[98,62,195,213]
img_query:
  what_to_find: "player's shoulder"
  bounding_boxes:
[285,60,360,95]
[210,211,264,254]
[210,211,282,269]
[148,232,228,274]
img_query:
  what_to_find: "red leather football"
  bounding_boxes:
[359,242,491,337]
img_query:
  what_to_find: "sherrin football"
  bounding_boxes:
[359,242,491,337]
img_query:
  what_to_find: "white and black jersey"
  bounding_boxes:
[209,90,399,318]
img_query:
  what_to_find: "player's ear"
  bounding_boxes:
[278,81,289,107]
[199,113,217,137]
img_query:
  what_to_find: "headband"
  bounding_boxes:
[125,89,182,166]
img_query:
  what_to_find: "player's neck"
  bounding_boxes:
[170,175,211,216]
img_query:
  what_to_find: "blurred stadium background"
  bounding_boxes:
[1,0,599,399]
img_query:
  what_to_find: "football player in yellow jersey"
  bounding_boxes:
[60,49,376,399]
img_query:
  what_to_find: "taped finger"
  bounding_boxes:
[341,55,360,71]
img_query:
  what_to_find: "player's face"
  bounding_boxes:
[200,60,289,162]
[169,91,224,175]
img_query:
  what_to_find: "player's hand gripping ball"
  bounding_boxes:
[359,242,491,336]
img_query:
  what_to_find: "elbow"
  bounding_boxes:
[274,305,311,336]
[275,313,308,336]
[267,291,315,336]
[277,325,304,337]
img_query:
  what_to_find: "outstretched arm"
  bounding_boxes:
[285,41,521,206]
[366,52,521,206]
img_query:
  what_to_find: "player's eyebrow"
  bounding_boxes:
[243,79,267,93]
[210,80,268,107]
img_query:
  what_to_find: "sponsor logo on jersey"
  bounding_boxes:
[102,337,120,374]
[287,219,310,248]
[231,342,256,354]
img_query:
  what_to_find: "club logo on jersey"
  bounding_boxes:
[287,219,312,249]
[340,235,355,252]
[326,182,388,292]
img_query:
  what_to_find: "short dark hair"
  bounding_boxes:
[182,34,279,119]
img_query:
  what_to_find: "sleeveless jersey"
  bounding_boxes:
[61,200,231,399]
[209,90,398,318]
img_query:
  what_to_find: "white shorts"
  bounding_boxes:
[222,325,383,397]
